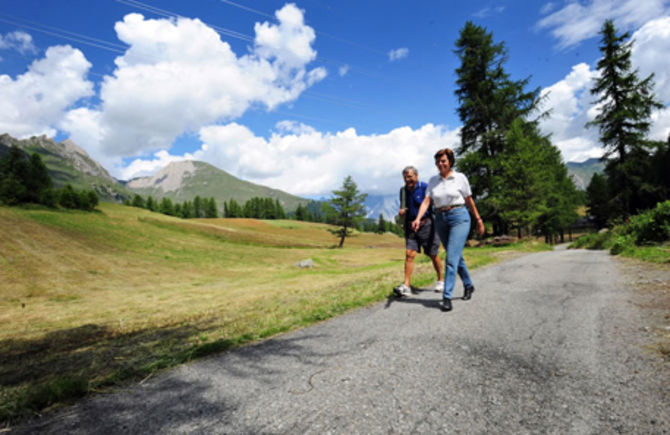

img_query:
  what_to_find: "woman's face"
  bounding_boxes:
[435,155,451,176]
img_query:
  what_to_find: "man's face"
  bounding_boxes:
[403,170,418,189]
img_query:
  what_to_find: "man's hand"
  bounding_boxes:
[398,208,407,216]
[410,218,421,232]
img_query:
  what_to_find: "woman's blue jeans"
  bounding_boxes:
[434,207,473,300]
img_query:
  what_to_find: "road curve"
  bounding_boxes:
[14,249,669,434]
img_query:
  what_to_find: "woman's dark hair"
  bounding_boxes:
[434,148,455,167]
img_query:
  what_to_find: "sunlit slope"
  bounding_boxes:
[0,203,404,341]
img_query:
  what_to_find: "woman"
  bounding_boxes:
[411,148,485,312]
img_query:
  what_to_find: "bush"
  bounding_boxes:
[570,200,670,256]
[57,184,99,211]
[58,184,80,209]
[609,234,632,255]
[569,231,613,250]
[623,200,670,244]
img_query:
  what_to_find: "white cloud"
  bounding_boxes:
[650,107,670,142]
[0,45,94,138]
[631,16,670,103]
[539,62,603,162]
[0,31,37,54]
[254,3,317,69]
[473,6,506,19]
[537,0,670,49]
[63,4,325,160]
[338,64,350,76]
[388,47,409,61]
[121,122,461,196]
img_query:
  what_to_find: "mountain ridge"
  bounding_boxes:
[126,159,309,212]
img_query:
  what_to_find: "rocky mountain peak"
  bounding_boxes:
[126,160,198,192]
[0,133,115,182]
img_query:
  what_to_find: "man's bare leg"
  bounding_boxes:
[430,253,443,282]
[404,249,417,287]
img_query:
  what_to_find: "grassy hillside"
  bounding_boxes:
[127,161,309,212]
[0,203,548,422]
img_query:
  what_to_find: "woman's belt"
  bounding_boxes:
[436,204,465,213]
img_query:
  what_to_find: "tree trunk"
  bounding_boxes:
[338,225,348,248]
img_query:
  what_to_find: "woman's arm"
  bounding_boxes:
[465,196,485,236]
[410,195,432,232]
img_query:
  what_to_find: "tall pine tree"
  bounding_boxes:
[587,20,663,218]
[454,21,543,235]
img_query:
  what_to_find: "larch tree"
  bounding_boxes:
[453,21,543,235]
[329,175,367,248]
[587,19,663,218]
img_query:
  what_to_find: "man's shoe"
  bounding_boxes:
[463,285,475,301]
[438,298,452,312]
[393,283,412,297]
[433,281,444,293]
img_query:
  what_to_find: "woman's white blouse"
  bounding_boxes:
[427,171,472,208]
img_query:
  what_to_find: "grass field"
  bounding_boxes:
[0,203,550,423]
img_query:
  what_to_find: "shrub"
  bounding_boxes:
[624,200,670,244]
[569,231,613,250]
[58,184,80,209]
[609,234,632,255]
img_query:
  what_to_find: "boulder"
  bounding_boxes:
[294,258,314,268]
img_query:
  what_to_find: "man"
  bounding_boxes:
[394,166,443,297]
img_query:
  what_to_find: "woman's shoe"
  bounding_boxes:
[463,285,475,301]
[439,298,452,311]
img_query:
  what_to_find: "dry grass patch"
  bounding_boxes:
[0,203,543,423]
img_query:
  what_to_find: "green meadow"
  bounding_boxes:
[0,203,549,422]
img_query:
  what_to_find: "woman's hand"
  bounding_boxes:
[476,218,485,236]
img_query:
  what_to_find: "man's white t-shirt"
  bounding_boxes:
[427,171,472,208]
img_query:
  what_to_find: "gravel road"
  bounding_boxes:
[14,248,669,434]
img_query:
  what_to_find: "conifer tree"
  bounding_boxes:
[193,196,202,218]
[454,21,542,235]
[588,20,662,163]
[275,199,286,219]
[145,196,156,211]
[205,197,218,218]
[377,214,386,234]
[0,146,29,204]
[295,204,307,221]
[181,201,193,218]
[329,175,367,247]
[131,194,145,208]
[26,153,52,203]
[159,197,175,216]
[588,20,663,218]
[586,172,610,228]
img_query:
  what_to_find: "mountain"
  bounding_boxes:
[0,133,132,201]
[364,193,400,222]
[566,158,605,190]
[0,133,308,211]
[126,160,308,212]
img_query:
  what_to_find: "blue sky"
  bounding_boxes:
[1,0,669,197]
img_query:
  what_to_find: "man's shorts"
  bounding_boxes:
[406,218,440,256]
